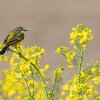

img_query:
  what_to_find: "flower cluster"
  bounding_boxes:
[60,64,100,100]
[0,24,99,100]
[10,46,45,78]
[0,46,50,100]
[70,24,93,50]
[0,70,25,100]
[55,46,76,68]
[56,24,99,100]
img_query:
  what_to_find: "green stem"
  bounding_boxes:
[54,57,65,100]
[29,65,35,97]
[49,57,65,99]
[78,46,83,83]
[49,70,58,99]
[8,48,50,100]
[58,56,66,68]
[77,46,83,99]
[20,70,35,100]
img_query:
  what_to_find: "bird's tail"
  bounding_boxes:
[0,45,9,55]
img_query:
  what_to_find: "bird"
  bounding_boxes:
[0,26,27,55]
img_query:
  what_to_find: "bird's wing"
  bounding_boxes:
[3,34,10,44]
[6,33,24,46]
[3,32,15,44]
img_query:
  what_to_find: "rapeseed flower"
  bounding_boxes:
[70,24,93,50]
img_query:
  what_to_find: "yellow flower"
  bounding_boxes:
[66,95,78,100]
[44,64,50,70]
[86,84,94,95]
[27,80,34,85]
[62,84,69,91]
[55,47,61,54]
[10,57,15,65]
[3,55,10,61]
[41,83,46,88]
[70,24,93,50]
[92,76,100,85]
[83,94,88,100]
[0,46,50,99]
[41,49,45,55]
[55,67,64,75]
[61,91,65,96]
[8,87,16,97]
[66,51,76,63]
[2,74,13,93]
[67,65,74,68]
[70,32,78,40]
[16,83,25,94]
[72,75,79,83]
[91,67,97,73]
[35,88,45,100]
[55,46,75,64]
[81,71,86,77]
[40,69,45,74]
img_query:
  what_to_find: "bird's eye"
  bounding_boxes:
[18,28,21,31]
[18,27,23,31]
[17,26,27,31]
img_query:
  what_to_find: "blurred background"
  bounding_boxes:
[0,0,100,79]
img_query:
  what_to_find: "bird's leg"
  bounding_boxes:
[15,45,21,54]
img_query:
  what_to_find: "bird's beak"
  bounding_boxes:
[24,29,28,31]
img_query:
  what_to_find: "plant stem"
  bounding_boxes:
[20,70,35,100]
[49,70,58,99]
[58,56,66,68]
[77,46,83,99]
[29,65,35,97]
[78,46,83,83]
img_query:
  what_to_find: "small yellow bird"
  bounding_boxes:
[0,26,27,54]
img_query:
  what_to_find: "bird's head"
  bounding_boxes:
[16,26,28,31]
